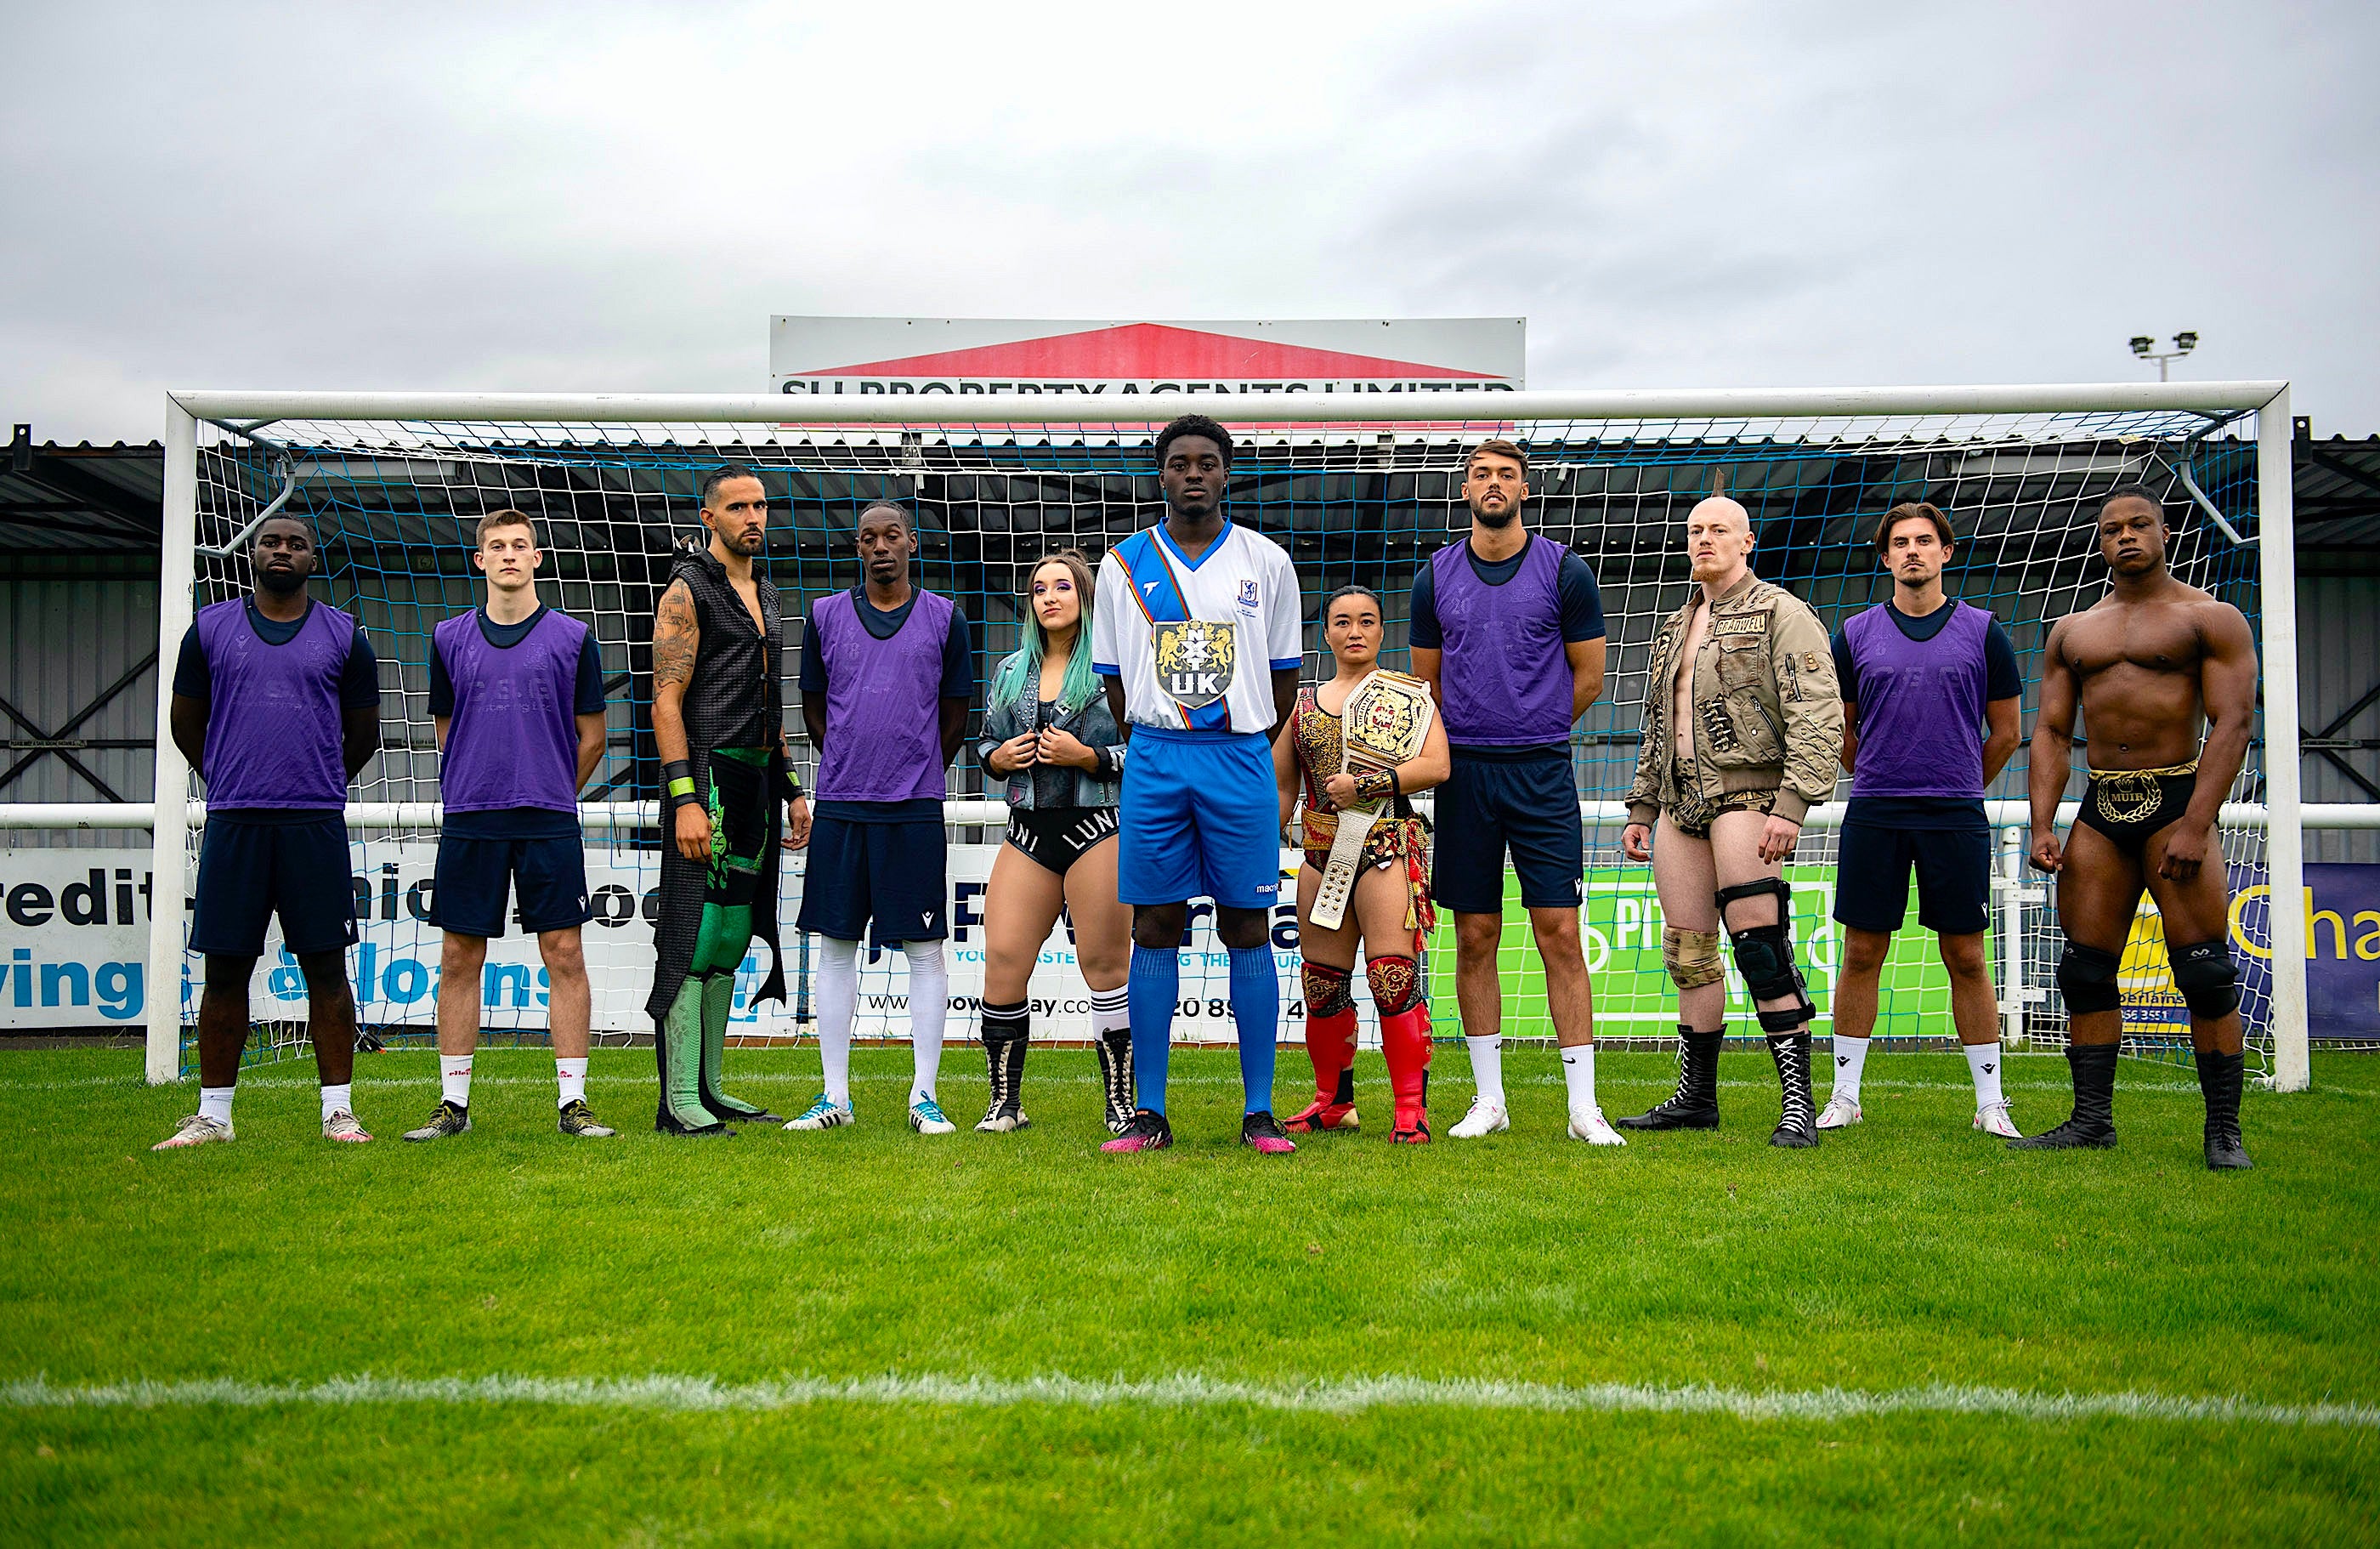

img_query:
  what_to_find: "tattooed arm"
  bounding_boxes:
[651,578,709,862]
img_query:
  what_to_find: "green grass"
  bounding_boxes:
[4,1044,2377,1546]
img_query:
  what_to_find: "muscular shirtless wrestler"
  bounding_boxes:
[2016,486,2257,1170]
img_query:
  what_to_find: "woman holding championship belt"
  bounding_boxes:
[1274,586,1451,1142]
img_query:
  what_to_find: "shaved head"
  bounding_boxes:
[1688,496,1749,531]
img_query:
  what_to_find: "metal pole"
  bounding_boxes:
[145,401,201,1085]
[2258,389,2310,1091]
[1999,826,2026,1046]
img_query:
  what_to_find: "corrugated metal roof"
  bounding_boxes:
[0,433,163,554]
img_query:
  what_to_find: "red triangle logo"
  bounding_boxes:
[803,323,1494,380]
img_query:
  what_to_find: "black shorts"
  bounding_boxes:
[1431,751,1583,914]
[1833,820,1991,936]
[428,833,592,938]
[190,812,359,959]
[1005,805,1118,875]
[797,814,948,945]
[2077,767,2198,859]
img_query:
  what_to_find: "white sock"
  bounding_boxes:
[199,1086,235,1126]
[815,936,860,1108]
[904,939,949,1104]
[554,1057,586,1109]
[320,1082,353,1121]
[1560,1043,1597,1112]
[1966,1040,2005,1109]
[1090,984,1130,1039]
[1831,1034,1870,1104]
[439,1054,473,1108]
[1466,1034,1505,1108]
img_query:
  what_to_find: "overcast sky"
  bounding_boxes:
[4,1,2373,442]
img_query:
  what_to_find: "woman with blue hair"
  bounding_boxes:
[975,549,1133,1134]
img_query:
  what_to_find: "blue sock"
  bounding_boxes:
[1128,945,1177,1115]
[1229,945,1280,1115]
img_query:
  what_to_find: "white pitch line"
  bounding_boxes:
[2,1372,2371,1429]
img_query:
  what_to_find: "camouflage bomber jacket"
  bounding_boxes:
[1624,571,1844,827]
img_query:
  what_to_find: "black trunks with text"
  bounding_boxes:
[2076,764,2198,859]
[1004,805,1119,875]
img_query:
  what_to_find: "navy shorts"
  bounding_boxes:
[1432,752,1584,914]
[1833,821,1992,935]
[429,834,592,938]
[190,812,359,959]
[797,814,948,945]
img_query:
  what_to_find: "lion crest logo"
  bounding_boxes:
[1152,620,1238,709]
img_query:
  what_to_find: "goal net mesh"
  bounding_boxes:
[173,406,2278,1076]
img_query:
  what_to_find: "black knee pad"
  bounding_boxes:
[1725,922,1813,1032]
[2056,942,2122,1015]
[1366,955,1423,1016]
[1302,961,1354,1018]
[2171,940,2240,1018]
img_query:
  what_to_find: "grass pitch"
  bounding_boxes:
[3,1043,2376,1546]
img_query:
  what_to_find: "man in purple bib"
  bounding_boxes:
[400,510,615,1143]
[1822,503,2026,1138]
[154,516,382,1150]
[786,502,973,1137]
[1410,439,1623,1144]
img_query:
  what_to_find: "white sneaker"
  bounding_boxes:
[785,1094,854,1131]
[153,1113,233,1150]
[1448,1098,1509,1138]
[1567,1106,1627,1146]
[1974,1099,2022,1138]
[1816,1093,1863,1130]
[909,1097,957,1136]
[322,1109,373,1143]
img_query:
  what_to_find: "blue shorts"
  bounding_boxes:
[1833,820,1992,936]
[1116,728,1282,911]
[429,831,592,938]
[797,814,948,945]
[190,812,359,959]
[1431,752,1584,914]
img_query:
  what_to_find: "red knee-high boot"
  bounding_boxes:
[1288,960,1360,1133]
[1369,955,1432,1143]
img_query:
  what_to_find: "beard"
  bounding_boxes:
[1470,499,1519,530]
[254,565,307,596]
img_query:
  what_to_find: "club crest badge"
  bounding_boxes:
[1152,620,1238,709]
[1237,579,1260,610]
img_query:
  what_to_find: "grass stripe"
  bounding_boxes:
[3,1373,2372,1429]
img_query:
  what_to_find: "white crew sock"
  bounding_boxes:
[1466,1034,1506,1109]
[320,1082,353,1121]
[904,939,949,1104]
[439,1054,473,1108]
[199,1086,235,1126]
[815,936,860,1108]
[1830,1034,1871,1104]
[554,1057,587,1109]
[1090,984,1130,1039]
[1560,1043,1598,1112]
[1965,1040,2006,1109]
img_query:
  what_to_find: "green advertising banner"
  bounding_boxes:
[1424,864,1957,1039]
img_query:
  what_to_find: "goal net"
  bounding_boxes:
[145,386,2309,1089]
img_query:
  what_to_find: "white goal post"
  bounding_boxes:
[140,381,2310,1090]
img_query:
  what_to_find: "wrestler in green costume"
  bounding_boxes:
[648,468,810,1134]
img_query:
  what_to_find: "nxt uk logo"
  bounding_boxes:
[1153,621,1236,709]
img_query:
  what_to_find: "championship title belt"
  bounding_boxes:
[1310,670,1434,931]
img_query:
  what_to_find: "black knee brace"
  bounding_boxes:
[1715,878,1813,1033]
[2171,940,2241,1018]
[1302,960,1354,1018]
[2056,942,2122,1015]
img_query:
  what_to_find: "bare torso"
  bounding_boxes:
[2054,583,2228,770]
[1672,597,1709,762]
[728,576,765,634]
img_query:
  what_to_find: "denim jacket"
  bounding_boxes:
[977,684,1124,811]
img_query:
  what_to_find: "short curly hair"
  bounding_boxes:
[1154,413,1233,469]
